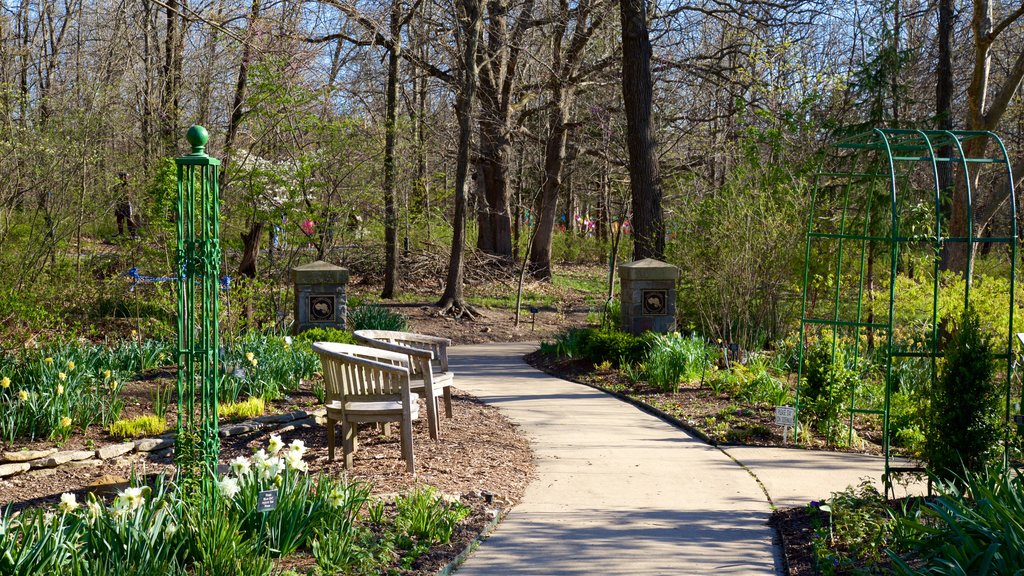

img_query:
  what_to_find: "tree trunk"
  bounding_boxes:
[238,221,264,279]
[620,0,664,261]
[936,0,957,273]
[161,0,183,150]
[381,0,402,299]
[437,0,482,317]
[528,87,571,280]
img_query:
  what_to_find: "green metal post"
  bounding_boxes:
[175,125,222,497]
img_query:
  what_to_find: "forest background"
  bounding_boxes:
[1,0,1023,349]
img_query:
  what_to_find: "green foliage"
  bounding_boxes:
[221,332,319,402]
[294,327,356,345]
[110,414,167,439]
[667,145,810,349]
[0,503,84,575]
[811,481,897,574]
[348,304,409,332]
[312,480,375,574]
[888,467,1024,575]
[184,507,271,576]
[735,355,792,406]
[393,486,469,545]
[800,333,860,444]
[143,157,179,231]
[925,306,1000,479]
[0,338,174,441]
[644,332,715,393]
[542,327,654,367]
[218,397,266,421]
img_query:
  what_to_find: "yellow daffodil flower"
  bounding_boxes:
[1,376,9,389]
[58,372,67,382]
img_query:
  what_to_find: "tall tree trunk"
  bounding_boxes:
[161,0,182,150]
[438,0,482,317]
[936,0,955,263]
[227,0,259,278]
[620,0,664,261]
[381,0,402,298]
[528,87,571,280]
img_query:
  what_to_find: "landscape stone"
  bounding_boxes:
[135,438,174,452]
[0,462,30,477]
[96,442,135,460]
[88,474,129,496]
[2,448,57,463]
[255,412,302,424]
[31,450,95,468]
[219,421,263,437]
[64,459,103,469]
[276,417,317,435]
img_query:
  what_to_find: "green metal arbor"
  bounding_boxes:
[796,129,1019,489]
[175,125,222,490]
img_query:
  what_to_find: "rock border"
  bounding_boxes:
[0,408,327,479]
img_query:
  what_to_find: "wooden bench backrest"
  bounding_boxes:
[353,330,450,373]
[313,342,410,403]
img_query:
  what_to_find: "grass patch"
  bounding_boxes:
[219,397,266,421]
[109,415,166,439]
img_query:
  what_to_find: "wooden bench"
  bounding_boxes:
[353,330,454,440]
[313,342,418,473]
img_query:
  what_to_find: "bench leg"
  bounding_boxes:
[401,419,415,474]
[327,417,337,461]
[443,387,453,418]
[426,392,440,440]
[342,420,356,470]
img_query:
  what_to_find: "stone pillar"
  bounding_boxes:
[619,258,679,335]
[292,261,349,334]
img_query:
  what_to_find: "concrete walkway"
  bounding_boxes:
[448,343,920,576]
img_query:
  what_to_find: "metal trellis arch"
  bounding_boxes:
[795,129,1018,495]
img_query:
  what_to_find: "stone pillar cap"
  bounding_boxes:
[619,258,679,280]
[292,260,349,284]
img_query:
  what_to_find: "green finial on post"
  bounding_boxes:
[174,125,222,504]
[186,125,210,155]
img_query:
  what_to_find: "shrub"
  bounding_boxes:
[348,305,408,332]
[218,397,265,421]
[800,333,859,444]
[925,306,1001,479]
[294,327,356,345]
[110,415,167,439]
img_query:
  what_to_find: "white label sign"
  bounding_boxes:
[775,406,796,427]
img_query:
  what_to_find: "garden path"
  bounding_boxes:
[449,342,921,576]
[449,343,778,575]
